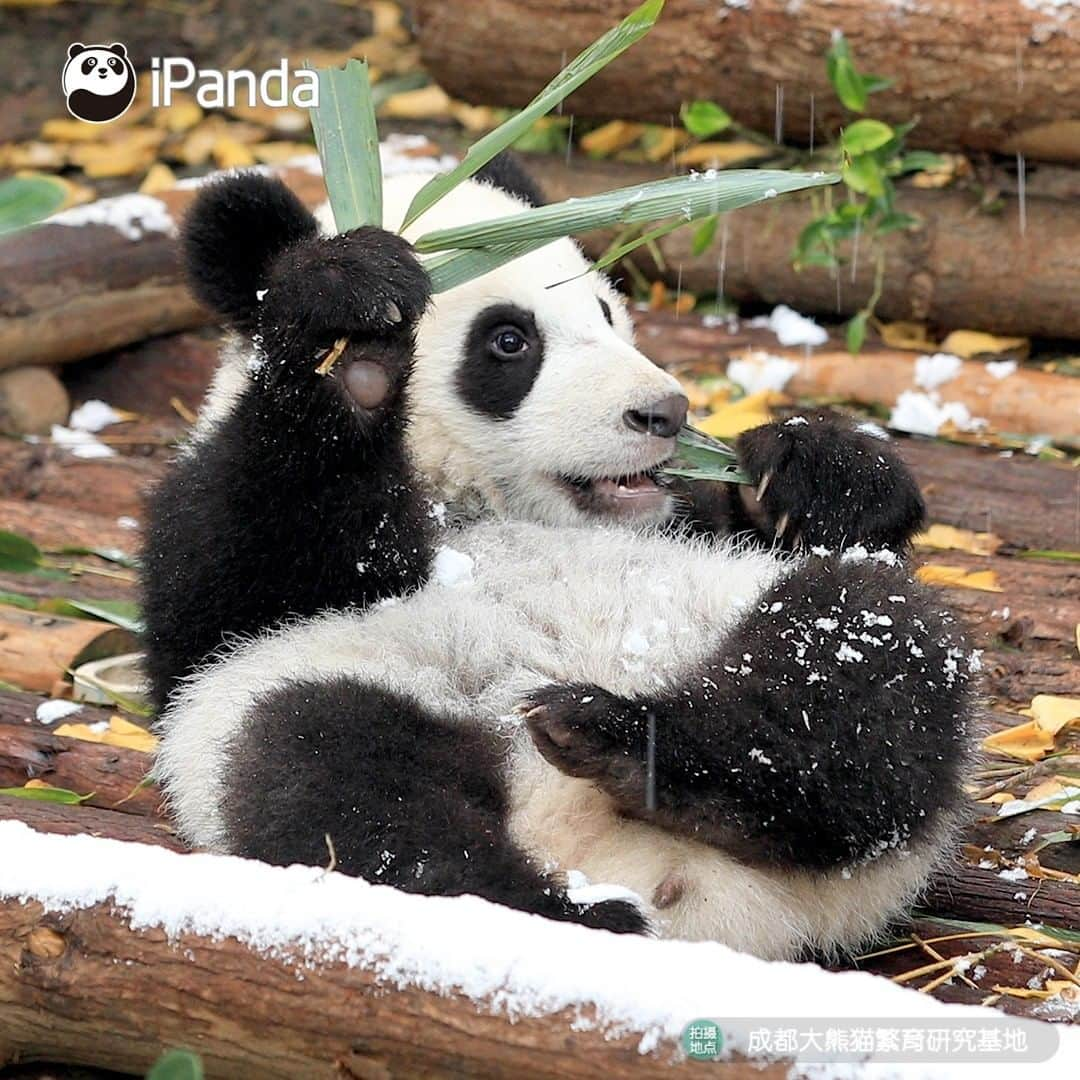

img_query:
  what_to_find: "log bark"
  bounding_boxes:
[525,154,1080,345]
[0,607,137,693]
[0,799,180,850]
[414,0,1080,161]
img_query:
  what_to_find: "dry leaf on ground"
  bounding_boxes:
[914,524,1003,557]
[54,716,157,754]
[916,565,1004,592]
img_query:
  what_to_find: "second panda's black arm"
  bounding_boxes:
[677,413,926,553]
[140,176,436,712]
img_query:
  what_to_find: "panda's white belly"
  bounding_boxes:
[156,521,938,958]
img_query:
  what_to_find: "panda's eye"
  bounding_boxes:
[108,57,122,71]
[82,57,97,75]
[489,326,529,359]
[599,297,614,326]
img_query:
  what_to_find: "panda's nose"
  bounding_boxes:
[622,393,688,439]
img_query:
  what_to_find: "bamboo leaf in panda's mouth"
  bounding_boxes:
[665,425,750,486]
[309,58,382,232]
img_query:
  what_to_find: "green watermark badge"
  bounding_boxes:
[682,1019,724,1061]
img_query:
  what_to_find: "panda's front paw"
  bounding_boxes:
[521,684,647,799]
[259,227,431,359]
[571,897,651,935]
[734,414,925,552]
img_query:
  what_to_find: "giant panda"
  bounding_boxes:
[142,157,977,958]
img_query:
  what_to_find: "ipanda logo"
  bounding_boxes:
[63,43,137,124]
[63,41,317,124]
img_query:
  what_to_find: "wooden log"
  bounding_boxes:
[0,799,178,849]
[525,154,1080,345]
[0,724,157,817]
[0,606,136,693]
[0,366,68,437]
[0,166,327,372]
[414,0,1080,161]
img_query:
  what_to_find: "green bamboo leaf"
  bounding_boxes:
[0,175,67,237]
[663,425,749,485]
[680,101,732,139]
[65,598,144,634]
[847,311,869,354]
[400,0,665,230]
[691,214,719,256]
[843,154,885,197]
[146,1050,205,1080]
[0,530,43,574]
[0,785,95,805]
[831,57,867,112]
[415,169,838,254]
[309,58,382,231]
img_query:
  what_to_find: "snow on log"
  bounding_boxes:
[2,821,1077,1078]
[414,0,1080,162]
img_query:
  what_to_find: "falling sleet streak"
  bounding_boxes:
[1017,152,1027,237]
[775,84,785,144]
[646,711,657,812]
[809,93,816,154]
[851,214,862,283]
[565,115,575,166]
[718,216,730,297]
[674,264,684,319]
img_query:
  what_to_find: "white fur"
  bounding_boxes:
[197,172,685,527]
[156,523,944,959]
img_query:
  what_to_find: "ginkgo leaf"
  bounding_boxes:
[54,715,158,754]
[696,391,786,439]
[913,524,1003,557]
[982,720,1056,763]
[916,565,1003,592]
[1025,695,1080,736]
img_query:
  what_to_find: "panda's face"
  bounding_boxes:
[384,177,689,528]
[63,47,131,97]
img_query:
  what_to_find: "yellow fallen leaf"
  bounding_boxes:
[40,117,105,143]
[699,391,786,439]
[448,102,498,133]
[1028,695,1080,736]
[910,153,970,188]
[982,720,1055,763]
[642,126,689,163]
[914,523,1002,557]
[580,121,646,157]
[139,162,177,195]
[54,716,158,754]
[152,93,202,134]
[916,565,1004,592]
[1,140,67,170]
[1025,778,1070,802]
[875,320,938,352]
[251,141,316,164]
[380,84,452,120]
[675,141,772,168]
[980,792,1017,805]
[939,329,1029,360]
[212,136,256,169]
[369,0,410,41]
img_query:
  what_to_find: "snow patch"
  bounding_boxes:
[69,400,123,433]
[49,425,116,459]
[986,360,1018,380]
[48,193,175,241]
[856,420,890,441]
[914,353,963,391]
[750,304,829,347]
[889,391,987,437]
[35,700,83,725]
[432,547,474,588]
[727,351,799,394]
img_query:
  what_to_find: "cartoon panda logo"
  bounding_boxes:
[63,43,136,124]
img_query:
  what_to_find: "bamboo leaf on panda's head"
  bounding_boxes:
[308,58,382,231]
[400,0,666,230]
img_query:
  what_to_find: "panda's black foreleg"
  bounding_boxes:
[142,177,438,711]
[524,557,973,872]
[220,675,648,935]
[679,413,926,553]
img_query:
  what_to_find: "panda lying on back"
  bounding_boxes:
[144,157,976,957]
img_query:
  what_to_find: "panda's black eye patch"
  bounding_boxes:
[108,57,122,71]
[458,303,544,420]
[599,297,613,326]
[82,56,97,75]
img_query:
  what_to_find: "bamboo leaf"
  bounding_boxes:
[663,425,749,485]
[415,169,837,255]
[0,784,95,805]
[400,0,665,230]
[309,59,382,231]
[0,530,43,574]
[65,598,144,634]
[0,175,67,237]
[147,1050,205,1080]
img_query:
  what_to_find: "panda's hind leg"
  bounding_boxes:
[523,556,974,873]
[219,675,648,934]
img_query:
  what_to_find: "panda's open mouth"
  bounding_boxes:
[557,467,672,519]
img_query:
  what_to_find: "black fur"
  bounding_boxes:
[181,174,319,333]
[141,214,435,711]
[678,413,926,553]
[475,152,546,208]
[222,676,647,934]
[525,556,972,871]
[457,303,546,419]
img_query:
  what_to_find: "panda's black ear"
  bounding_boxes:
[108,43,127,58]
[68,43,87,59]
[181,173,319,333]
[475,152,545,208]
